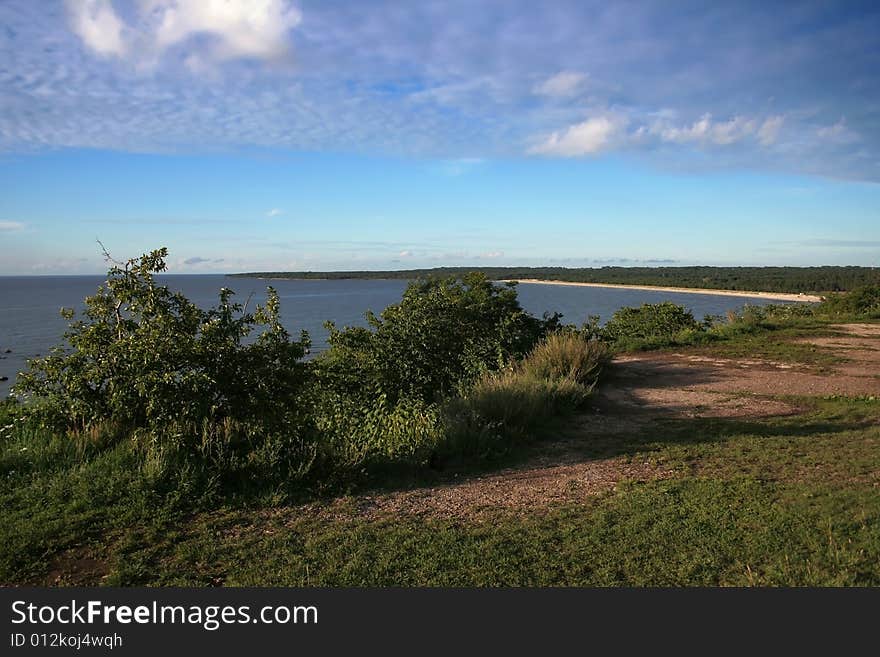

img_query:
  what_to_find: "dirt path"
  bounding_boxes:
[305,324,880,521]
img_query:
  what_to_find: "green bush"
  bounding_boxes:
[8,250,618,490]
[818,285,880,319]
[317,274,558,404]
[14,248,312,438]
[602,302,700,346]
[725,303,817,327]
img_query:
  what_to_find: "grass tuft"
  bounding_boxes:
[521,332,610,386]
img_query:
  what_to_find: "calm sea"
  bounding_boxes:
[0,275,789,397]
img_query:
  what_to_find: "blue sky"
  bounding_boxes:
[1,1,879,274]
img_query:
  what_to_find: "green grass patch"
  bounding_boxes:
[626,396,880,484]
[689,325,846,370]
[129,478,880,586]
[3,395,878,586]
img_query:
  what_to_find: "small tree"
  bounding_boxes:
[317,274,558,403]
[14,246,310,432]
[602,302,700,343]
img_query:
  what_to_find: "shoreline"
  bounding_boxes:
[504,279,824,303]
[241,275,825,303]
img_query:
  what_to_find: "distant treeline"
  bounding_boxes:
[229,266,880,294]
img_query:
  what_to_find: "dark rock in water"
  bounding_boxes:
[3,349,10,353]
[0,376,8,382]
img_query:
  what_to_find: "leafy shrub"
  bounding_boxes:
[602,302,700,346]
[14,247,312,437]
[725,303,816,327]
[317,274,558,403]
[818,285,880,319]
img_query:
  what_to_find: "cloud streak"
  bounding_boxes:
[650,114,757,146]
[796,239,880,248]
[531,111,789,157]
[533,71,587,97]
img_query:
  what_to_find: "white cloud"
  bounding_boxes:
[437,157,485,176]
[398,250,413,257]
[534,71,587,97]
[654,113,756,145]
[5,2,872,181]
[757,115,784,146]
[529,115,626,156]
[658,114,711,142]
[816,118,858,144]
[65,0,127,57]
[66,0,301,66]
[147,0,302,62]
[817,118,846,139]
[266,208,283,217]
[709,116,756,145]
[478,250,504,259]
[531,111,785,157]
[408,76,504,107]
[0,221,25,231]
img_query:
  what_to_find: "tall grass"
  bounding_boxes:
[521,331,610,386]
[441,333,609,456]
[314,394,442,473]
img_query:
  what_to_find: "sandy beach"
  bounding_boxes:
[505,279,824,303]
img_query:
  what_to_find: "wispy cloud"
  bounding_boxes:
[816,118,860,145]
[435,158,485,176]
[532,110,792,158]
[649,114,757,146]
[0,221,25,231]
[757,116,784,146]
[591,258,680,264]
[266,208,283,217]
[797,239,880,248]
[180,256,225,268]
[533,71,587,97]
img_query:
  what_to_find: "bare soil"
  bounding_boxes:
[795,323,880,380]
[44,548,110,586]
